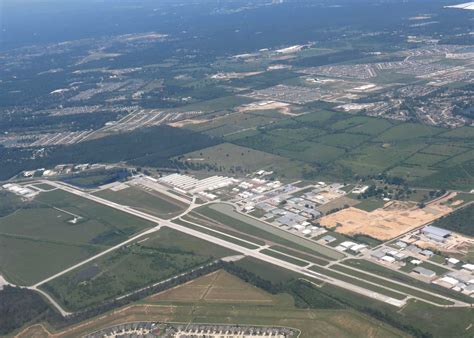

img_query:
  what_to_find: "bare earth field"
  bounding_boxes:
[320,196,454,240]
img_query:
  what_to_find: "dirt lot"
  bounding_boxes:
[320,196,454,240]
[235,100,296,115]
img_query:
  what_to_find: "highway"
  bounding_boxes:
[31,180,470,316]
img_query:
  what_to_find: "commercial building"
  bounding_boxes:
[413,266,436,278]
[421,226,452,243]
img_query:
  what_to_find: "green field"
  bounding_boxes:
[0,189,154,285]
[181,142,309,178]
[173,218,261,249]
[95,186,187,219]
[0,235,98,286]
[430,204,474,237]
[353,198,385,212]
[186,109,474,189]
[42,227,235,311]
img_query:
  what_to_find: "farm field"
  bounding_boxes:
[0,189,154,285]
[181,142,309,178]
[41,227,235,311]
[94,185,187,219]
[21,270,406,338]
[207,110,474,189]
[186,109,286,137]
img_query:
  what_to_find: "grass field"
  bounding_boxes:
[42,227,235,311]
[430,204,474,237]
[0,234,98,286]
[25,269,406,338]
[0,189,155,285]
[181,142,310,178]
[354,198,385,212]
[173,218,261,249]
[95,186,187,219]
[195,109,474,189]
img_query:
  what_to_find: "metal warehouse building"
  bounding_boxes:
[421,226,452,243]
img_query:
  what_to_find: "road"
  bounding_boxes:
[30,180,470,316]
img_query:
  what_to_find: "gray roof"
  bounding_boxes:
[422,226,451,238]
[321,235,336,243]
[420,249,434,256]
[371,250,386,259]
[413,266,436,276]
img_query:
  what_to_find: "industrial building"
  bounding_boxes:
[421,226,452,243]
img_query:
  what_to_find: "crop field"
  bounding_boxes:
[22,269,405,338]
[0,189,154,285]
[181,142,309,178]
[215,110,474,189]
[42,227,235,311]
[94,185,187,219]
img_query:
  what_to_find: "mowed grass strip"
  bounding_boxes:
[308,265,407,300]
[183,213,266,246]
[270,245,330,266]
[260,249,309,267]
[342,259,473,304]
[173,219,260,249]
[331,264,453,305]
